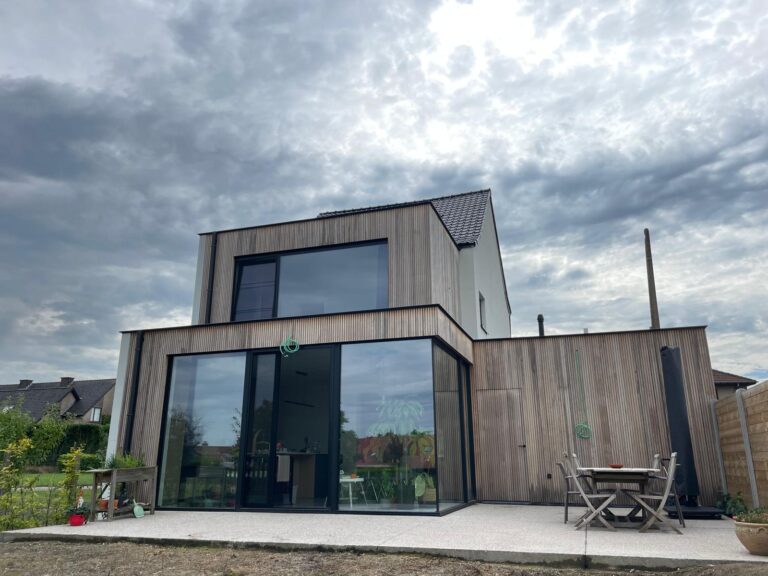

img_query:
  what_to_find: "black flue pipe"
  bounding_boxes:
[537,314,545,337]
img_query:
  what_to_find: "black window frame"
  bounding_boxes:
[231,239,388,322]
[478,292,487,334]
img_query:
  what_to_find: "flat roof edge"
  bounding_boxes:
[479,325,708,343]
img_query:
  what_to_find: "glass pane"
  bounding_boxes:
[234,261,276,321]
[278,243,387,317]
[273,347,332,508]
[434,344,465,512]
[242,354,276,507]
[339,340,436,513]
[159,352,246,508]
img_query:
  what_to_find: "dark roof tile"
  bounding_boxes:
[0,378,115,421]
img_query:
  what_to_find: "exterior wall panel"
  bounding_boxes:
[471,327,720,505]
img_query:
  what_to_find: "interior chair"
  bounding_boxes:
[625,452,683,534]
[556,462,580,523]
[563,455,617,531]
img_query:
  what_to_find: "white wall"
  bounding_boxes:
[457,199,511,338]
[106,333,132,461]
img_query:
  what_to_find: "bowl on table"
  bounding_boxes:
[609,464,624,469]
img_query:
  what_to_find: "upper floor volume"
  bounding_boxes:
[191,189,511,339]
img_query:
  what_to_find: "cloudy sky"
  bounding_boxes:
[0,0,766,384]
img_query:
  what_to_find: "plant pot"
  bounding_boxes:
[734,521,768,556]
[68,514,87,526]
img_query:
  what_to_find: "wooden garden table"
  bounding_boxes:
[88,466,157,521]
[578,467,660,527]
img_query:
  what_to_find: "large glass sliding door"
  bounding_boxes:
[240,353,276,508]
[159,339,470,514]
[434,343,465,512]
[272,346,332,508]
[159,352,247,508]
[339,340,437,512]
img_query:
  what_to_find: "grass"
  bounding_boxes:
[22,472,94,487]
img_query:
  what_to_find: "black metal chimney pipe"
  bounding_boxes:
[537,314,545,337]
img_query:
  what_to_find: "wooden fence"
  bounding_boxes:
[714,379,768,508]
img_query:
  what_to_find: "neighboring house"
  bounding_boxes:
[712,369,757,400]
[108,189,721,515]
[0,377,115,423]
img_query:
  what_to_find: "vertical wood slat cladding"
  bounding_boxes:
[715,381,768,507]
[428,210,461,322]
[475,389,529,502]
[433,344,463,502]
[201,205,461,324]
[471,327,720,505]
[123,306,473,466]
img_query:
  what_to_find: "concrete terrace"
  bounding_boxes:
[4,504,765,569]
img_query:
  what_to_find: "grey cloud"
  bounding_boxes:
[0,0,765,382]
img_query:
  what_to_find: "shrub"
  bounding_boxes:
[105,453,144,469]
[59,452,103,472]
[717,492,748,517]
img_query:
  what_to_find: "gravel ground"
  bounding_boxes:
[0,542,765,576]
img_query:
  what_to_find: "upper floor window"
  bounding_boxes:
[233,241,388,321]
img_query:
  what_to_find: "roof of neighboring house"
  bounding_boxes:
[318,189,492,247]
[712,369,757,386]
[67,379,115,417]
[0,378,115,421]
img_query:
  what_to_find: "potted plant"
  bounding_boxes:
[67,503,90,526]
[378,474,395,506]
[733,508,768,556]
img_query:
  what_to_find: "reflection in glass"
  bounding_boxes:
[434,344,465,512]
[242,354,276,507]
[233,261,276,321]
[159,352,246,508]
[273,347,332,508]
[278,243,387,317]
[339,340,436,512]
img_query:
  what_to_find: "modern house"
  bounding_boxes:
[0,377,115,423]
[108,189,721,515]
[712,369,756,400]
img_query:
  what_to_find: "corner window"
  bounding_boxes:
[90,407,102,423]
[479,292,487,333]
[233,242,388,321]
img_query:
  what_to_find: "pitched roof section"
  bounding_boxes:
[712,369,757,386]
[0,378,115,421]
[67,379,116,417]
[319,189,491,247]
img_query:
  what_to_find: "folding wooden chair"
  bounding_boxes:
[569,452,597,492]
[656,456,685,528]
[563,455,617,531]
[625,452,683,534]
[556,462,580,523]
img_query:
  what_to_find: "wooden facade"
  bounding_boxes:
[117,305,473,466]
[470,327,720,505]
[196,205,462,325]
[715,380,768,508]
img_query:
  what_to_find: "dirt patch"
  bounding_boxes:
[0,541,764,576]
